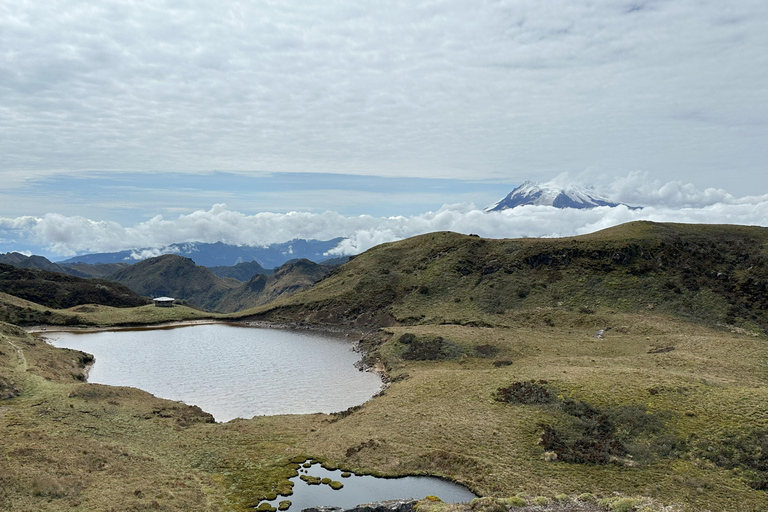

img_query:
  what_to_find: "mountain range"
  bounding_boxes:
[485,180,636,211]
[58,238,345,268]
[0,251,338,315]
[4,181,638,270]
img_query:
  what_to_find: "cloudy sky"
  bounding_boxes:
[1,0,766,259]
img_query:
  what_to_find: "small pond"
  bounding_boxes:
[259,461,477,511]
[48,323,383,422]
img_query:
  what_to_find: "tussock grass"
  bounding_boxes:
[295,312,767,511]
[1,222,766,511]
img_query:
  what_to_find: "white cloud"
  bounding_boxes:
[128,247,180,261]
[1,176,765,258]
[543,170,768,208]
[0,0,766,197]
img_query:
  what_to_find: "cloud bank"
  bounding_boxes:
[1,177,765,258]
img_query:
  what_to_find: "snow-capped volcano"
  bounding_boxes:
[485,180,630,211]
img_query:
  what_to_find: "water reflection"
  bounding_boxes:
[48,324,383,422]
[261,461,477,511]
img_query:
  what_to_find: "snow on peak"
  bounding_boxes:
[485,180,633,211]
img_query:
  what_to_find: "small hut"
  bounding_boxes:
[153,297,175,307]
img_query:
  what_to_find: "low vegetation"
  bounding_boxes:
[0,222,766,511]
[0,263,148,311]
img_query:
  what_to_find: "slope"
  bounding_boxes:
[0,264,149,312]
[106,254,239,311]
[242,221,768,333]
[215,259,331,312]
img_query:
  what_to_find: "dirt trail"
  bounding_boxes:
[3,337,27,371]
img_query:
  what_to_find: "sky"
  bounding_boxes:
[0,1,766,259]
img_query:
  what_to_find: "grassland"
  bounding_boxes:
[1,222,766,511]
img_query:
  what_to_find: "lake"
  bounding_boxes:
[48,323,384,422]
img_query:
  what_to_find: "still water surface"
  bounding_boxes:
[262,461,477,510]
[49,324,383,422]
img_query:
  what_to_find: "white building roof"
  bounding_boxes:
[153,297,175,301]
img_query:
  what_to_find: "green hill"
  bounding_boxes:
[243,221,768,333]
[107,255,332,313]
[106,254,239,311]
[208,260,272,281]
[0,263,148,311]
[1,221,765,511]
[214,259,331,312]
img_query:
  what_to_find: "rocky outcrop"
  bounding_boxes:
[302,499,417,512]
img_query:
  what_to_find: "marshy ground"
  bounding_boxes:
[1,223,766,511]
[1,308,765,511]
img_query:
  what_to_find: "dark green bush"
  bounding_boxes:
[494,380,553,405]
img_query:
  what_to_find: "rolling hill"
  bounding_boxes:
[0,263,149,325]
[214,259,331,312]
[242,221,768,333]
[1,221,766,511]
[106,254,333,313]
[106,254,240,311]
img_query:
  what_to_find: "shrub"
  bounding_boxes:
[475,344,499,357]
[469,497,506,512]
[530,496,550,506]
[278,501,292,511]
[494,380,553,405]
[401,336,465,361]
[693,427,768,490]
[607,497,640,512]
[540,400,673,465]
[502,496,527,507]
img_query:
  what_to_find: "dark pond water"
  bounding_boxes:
[48,324,383,422]
[260,461,477,511]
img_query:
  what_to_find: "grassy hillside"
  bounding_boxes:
[1,310,765,510]
[0,264,149,315]
[209,260,272,281]
[108,255,332,313]
[1,221,766,511]
[107,254,240,311]
[0,291,221,328]
[215,259,331,312]
[241,222,768,334]
[60,262,130,279]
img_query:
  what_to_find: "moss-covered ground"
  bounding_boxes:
[1,223,766,511]
[1,307,765,511]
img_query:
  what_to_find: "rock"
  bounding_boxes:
[302,499,417,512]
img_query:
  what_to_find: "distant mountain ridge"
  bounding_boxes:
[107,254,334,312]
[486,180,636,211]
[57,238,346,268]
